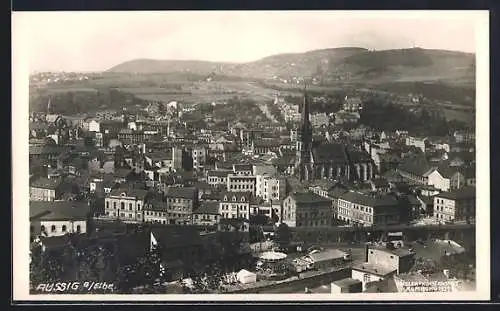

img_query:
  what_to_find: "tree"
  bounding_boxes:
[275,223,291,249]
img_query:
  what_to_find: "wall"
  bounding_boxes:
[30,188,56,201]
[351,269,384,291]
[35,220,87,237]
[228,268,350,293]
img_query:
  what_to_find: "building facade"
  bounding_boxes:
[282,192,333,228]
[104,188,147,223]
[433,186,475,222]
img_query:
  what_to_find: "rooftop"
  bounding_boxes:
[165,186,197,199]
[290,191,332,204]
[30,201,90,221]
[306,249,347,262]
[109,188,148,199]
[193,201,219,215]
[339,191,398,207]
[351,262,396,277]
[30,177,63,190]
[435,186,475,201]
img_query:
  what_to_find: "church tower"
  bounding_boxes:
[295,84,313,181]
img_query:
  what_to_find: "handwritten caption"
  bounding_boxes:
[34,281,115,293]
[400,281,453,292]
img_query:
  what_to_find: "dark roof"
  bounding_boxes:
[193,181,212,189]
[383,169,405,183]
[109,188,148,199]
[436,186,475,200]
[370,178,390,188]
[30,177,63,190]
[347,148,372,163]
[312,143,348,164]
[208,170,231,177]
[327,186,349,199]
[201,193,221,201]
[233,164,253,172]
[448,151,475,163]
[221,191,253,203]
[397,155,432,176]
[114,168,133,179]
[144,198,168,211]
[194,202,219,215]
[165,186,197,199]
[289,191,332,204]
[339,191,398,207]
[30,201,89,221]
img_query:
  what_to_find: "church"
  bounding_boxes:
[293,89,375,182]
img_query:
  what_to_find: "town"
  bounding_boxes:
[28,75,477,295]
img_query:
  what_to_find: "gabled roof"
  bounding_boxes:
[208,170,232,177]
[233,164,253,172]
[289,191,332,204]
[339,191,398,207]
[312,143,348,164]
[370,178,390,188]
[193,202,219,215]
[221,191,253,203]
[397,155,432,176]
[30,201,89,221]
[30,177,63,190]
[435,186,475,201]
[109,188,148,199]
[165,186,197,199]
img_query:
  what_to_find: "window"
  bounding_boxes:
[62,225,67,232]
[137,203,141,210]
[76,225,81,233]
[121,202,125,210]
[106,202,109,209]
[51,225,56,233]
[113,202,117,209]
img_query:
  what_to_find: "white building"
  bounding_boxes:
[30,201,89,237]
[104,188,147,223]
[88,120,101,132]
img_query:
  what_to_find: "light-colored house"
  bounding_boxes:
[30,201,89,237]
[104,187,147,223]
[433,186,475,223]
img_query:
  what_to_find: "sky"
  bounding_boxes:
[12,11,485,73]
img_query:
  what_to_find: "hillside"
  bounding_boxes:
[107,47,368,78]
[330,48,475,86]
[107,47,475,86]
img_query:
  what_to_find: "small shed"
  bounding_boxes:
[237,269,257,284]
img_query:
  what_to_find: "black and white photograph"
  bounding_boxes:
[12,10,490,301]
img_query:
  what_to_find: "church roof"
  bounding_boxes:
[312,143,349,164]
